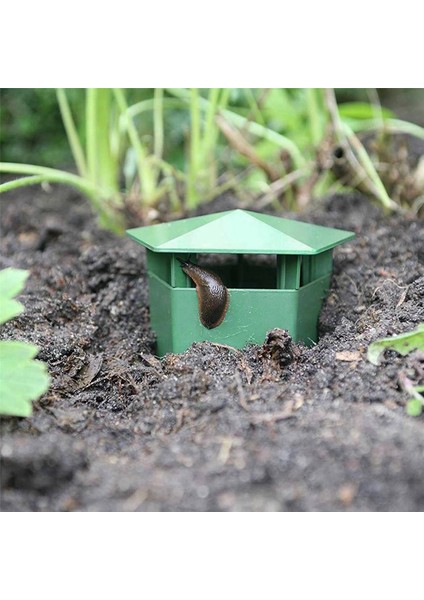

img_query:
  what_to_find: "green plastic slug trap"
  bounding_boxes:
[127,210,355,356]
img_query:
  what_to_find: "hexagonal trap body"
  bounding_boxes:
[127,210,355,356]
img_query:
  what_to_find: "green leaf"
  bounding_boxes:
[406,399,423,417]
[0,268,28,299]
[367,324,424,365]
[0,267,29,325]
[0,341,50,417]
[338,102,394,120]
[0,297,25,325]
[0,268,50,417]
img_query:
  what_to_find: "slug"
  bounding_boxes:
[177,258,229,329]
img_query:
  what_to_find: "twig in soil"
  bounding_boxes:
[139,353,164,377]
[175,408,186,431]
[396,286,409,309]
[234,371,250,411]
[76,355,103,389]
[249,400,296,424]
[216,435,243,464]
[208,342,240,353]
[217,437,234,464]
[78,375,109,391]
[399,371,424,403]
[239,359,254,385]
[140,353,162,369]
[341,273,360,297]
[123,489,148,512]
[371,279,409,305]
[78,367,139,395]
[255,169,306,209]
[335,351,362,362]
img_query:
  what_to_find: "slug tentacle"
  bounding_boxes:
[177,259,229,329]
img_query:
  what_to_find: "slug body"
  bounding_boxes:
[178,259,229,329]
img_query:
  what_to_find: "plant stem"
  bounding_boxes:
[153,88,164,161]
[201,88,221,194]
[167,87,305,169]
[113,88,157,204]
[0,161,124,232]
[56,89,88,177]
[187,88,201,209]
[325,88,396,211]
[221,108,306,169]
[306,88,324,147]
[0,175,47,192]
[127,97,184,119]
[341,121,397,210]
[350,118,424,139]
[243,88,265,125]
[0,162,101,199]
[85,89,119,199]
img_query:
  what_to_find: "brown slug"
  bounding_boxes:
[177,258,229,329]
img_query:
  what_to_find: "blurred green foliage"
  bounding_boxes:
[2,88,422,167]
[1,89,79,165]
[1,88,422,230]
[0,88,157,166]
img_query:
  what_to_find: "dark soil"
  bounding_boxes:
[1,186,423,511]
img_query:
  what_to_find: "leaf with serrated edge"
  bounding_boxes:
[0,268,29,298]
[0,341,50,417]
[0,298,25,325]
[0,268,29,325]
[367,324,424,365]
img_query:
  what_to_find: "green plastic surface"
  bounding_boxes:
[127,210,355,355]
[148,272,332,355]
[127,209,355,254]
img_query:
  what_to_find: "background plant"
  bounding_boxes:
[0,268,51,417]
[0,89,174,232]
[368,324,424,417]
[1,88,423,232]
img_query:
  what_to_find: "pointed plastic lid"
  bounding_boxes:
[127,209,355,255]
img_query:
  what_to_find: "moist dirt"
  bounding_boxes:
[1,186,423,511]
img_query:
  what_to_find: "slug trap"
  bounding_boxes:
[127,210,355,355]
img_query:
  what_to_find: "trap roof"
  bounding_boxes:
[126,209,355,255]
